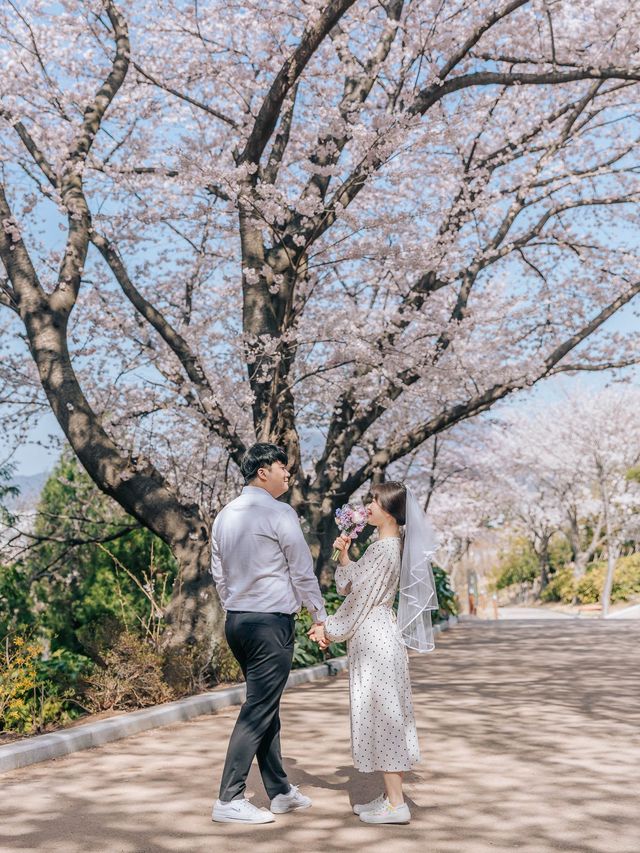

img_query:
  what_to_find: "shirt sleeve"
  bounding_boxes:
[324,544,394,643]
[334,562,353,596]
[210,518,228,609]
[279,506,328,622]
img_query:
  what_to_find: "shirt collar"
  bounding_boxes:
[241,485,278,502]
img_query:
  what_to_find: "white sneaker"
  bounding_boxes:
[353,793,388,815]
[212,798,275,824]
[270,784,312,814]
[359,800,411,824]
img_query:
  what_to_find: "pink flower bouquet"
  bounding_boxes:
[331,502,368,561]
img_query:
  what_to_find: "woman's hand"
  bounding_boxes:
[307,622,332,651]
[332,534,351,565]
[307,623,326,645]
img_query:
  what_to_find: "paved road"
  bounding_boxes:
[499,604,640,620]
[607,603,640,619]
[2,620,639,853]
[498,606,575,620]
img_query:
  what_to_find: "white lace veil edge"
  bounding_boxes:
[397,487,439,654]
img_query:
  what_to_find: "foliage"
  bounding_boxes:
[0,561,35,639]
[540,555,640,605]
[0,635,89,735]
[494,538,539,590]
[548,538,573,574]
[81,631,175,712]
[433,564,458,621]
[539,568,576,604]
[22,450,178,657]
[0,461,18,521]
[575,556,640,605]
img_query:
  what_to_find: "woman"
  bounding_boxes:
[310,482,438,825]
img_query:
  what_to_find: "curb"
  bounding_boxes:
[0,617,457,774]
[0,656,347,774]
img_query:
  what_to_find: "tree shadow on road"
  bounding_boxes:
[1,620,639,852]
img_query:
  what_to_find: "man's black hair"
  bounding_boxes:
[241,443,288,484]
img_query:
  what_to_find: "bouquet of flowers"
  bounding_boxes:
[331,502,368,561]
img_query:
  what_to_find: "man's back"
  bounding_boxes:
[211,485,326,619]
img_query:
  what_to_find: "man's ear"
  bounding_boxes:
[256,466,267,481]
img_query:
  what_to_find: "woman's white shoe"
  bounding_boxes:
[352,793,388,815]
[212,798,275,824]
[359,801,411,824]
[270,784,312,814]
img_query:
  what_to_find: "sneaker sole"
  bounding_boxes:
[359,816,411,825]
[212,813,275,824]
[270,802,312,814]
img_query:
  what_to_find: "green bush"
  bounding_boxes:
[576,555,640,605]
[575,567,602,604]
[433,564,458,620]
[540,555,640,605]
[0,636,89,734]
[23,450,178,657]
[540,567,576,603]
[494,538,539,590]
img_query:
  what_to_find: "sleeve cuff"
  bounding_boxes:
[312,606,328,623]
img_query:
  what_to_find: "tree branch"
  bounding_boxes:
[239,0,358,167]
[52,0,130,315]
[90,232,246,465]
[342,279,640,493]
[411,67,640,117]
[132,61,239,129]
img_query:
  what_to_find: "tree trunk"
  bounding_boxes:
[601,543,618,619]
[599,472,617,619]
[7,256,225,661]
[163,522,224,659]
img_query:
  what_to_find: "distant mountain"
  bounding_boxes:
[5,471,49,512]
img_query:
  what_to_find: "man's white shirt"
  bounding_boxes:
[210,486,328,622]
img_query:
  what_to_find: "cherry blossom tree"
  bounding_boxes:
[2,0,640,651]
[481,388,640,605]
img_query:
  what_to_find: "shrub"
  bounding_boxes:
[0,636,89,734]
[0,635,39,733]
[81,631,175,712]
[540,568,576,603]
[575,555,640,605]
[494,538,539,590]
[575,567,602,604]
[433,564,458,620]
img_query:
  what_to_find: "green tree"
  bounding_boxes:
[23,449,178,656]
[0,460,18,518]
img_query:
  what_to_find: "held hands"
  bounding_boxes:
[307,622,331,650]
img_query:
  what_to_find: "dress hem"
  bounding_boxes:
[353,763,419,773]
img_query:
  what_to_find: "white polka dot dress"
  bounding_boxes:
[324,538,420,773]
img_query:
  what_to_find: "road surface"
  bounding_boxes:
[1,620,639,853]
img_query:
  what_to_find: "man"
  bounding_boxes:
[210,443,327,824]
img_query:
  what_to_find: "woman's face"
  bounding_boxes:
[366,496,390,527]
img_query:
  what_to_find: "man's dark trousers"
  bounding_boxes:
[218,611,295,802]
